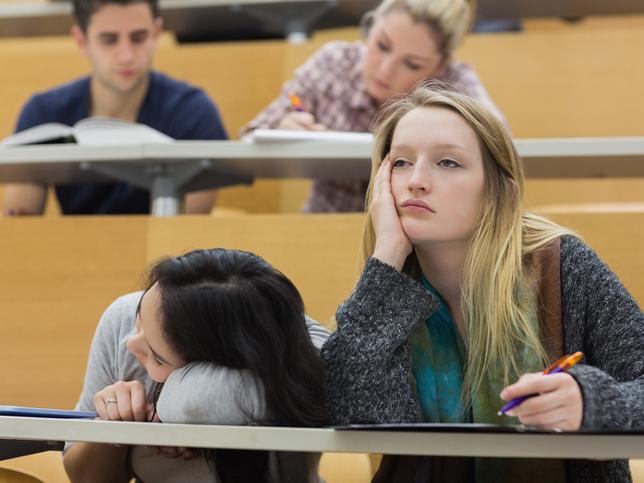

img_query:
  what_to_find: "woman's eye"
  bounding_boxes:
[437,158,460,168]
[404,60,422,71]
[377,40,390,52]
[153,358,165,367]
[392,158,410,168]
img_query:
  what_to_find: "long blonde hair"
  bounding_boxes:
[365,0,474,58]
[361,86,572,400]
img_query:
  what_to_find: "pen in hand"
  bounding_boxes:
[498,351,584,416]
[288,92,306,113]
[282,92,327,131]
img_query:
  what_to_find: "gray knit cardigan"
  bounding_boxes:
[322,236,644,483]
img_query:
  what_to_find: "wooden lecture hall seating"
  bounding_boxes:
[0,4,643,482]
[0,15,644,212]
[0,208,643,481]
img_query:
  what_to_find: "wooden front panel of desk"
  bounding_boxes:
[0,218,147,409]
[0,211,641,409]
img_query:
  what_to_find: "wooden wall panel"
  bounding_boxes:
[457,20,644,138]
[146,214,364,324]
[541,209,644,301]
[0,210,641,408]
[0,217,148,408]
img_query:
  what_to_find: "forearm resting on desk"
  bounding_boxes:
[63,441,130,483]
[3,182,46,215]
[184,189,217,215]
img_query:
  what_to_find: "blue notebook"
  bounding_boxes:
[0,405,97,419]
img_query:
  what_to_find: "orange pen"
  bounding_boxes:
[288,92,306,113]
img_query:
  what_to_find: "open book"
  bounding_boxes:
[1,117,173,147]
[243,128,373,144]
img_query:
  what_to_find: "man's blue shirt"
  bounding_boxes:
[16,71,228,214]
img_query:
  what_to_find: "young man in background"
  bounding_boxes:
[4,0,226,215]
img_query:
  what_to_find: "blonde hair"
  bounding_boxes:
[367,0,474,57]
[361,86,573,401]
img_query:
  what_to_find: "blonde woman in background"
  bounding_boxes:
[242,0,505,212]
[321,86,644,483]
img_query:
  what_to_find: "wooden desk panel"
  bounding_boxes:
[146,214,364,325]
[0,211,641,410]
[0,217,148,408]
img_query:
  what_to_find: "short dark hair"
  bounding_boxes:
[72,0,160,31]
[145,248,326,482]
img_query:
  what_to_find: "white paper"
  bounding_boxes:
[244,128,373,144]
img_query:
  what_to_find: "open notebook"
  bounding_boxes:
[1,117,173,147]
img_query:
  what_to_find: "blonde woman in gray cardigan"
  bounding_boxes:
[322,87,644,483]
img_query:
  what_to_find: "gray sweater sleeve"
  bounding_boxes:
[560,236,644,430]
[157,316,330,424]
[157,363,266,424]
[75,292,146,412]
[321,257,438,425]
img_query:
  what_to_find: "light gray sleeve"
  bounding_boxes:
[74,292,142,412]
[156,363,265,424]
[156,315,329,424]
[305,315,331,350]
[65,292,143,452]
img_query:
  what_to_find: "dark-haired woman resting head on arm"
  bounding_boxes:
[64,248,328,483]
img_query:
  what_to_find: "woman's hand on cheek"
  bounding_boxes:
[93,380,152,422]
[371,157,412,271]
[500,372,583,431]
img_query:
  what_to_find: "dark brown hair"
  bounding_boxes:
[72,0,159,31]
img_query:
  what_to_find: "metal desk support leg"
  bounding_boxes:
[80,159,253,217]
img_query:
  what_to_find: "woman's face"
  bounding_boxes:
[363,9,445,104]
[389,106,486,247]
[126,283,186,383]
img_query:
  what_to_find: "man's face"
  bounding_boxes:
[73,3,161,95]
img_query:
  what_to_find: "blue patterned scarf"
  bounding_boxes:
[409,273,566,483]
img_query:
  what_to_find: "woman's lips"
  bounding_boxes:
[401,199,434,213]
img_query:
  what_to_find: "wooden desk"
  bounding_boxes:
[2,417,644,460]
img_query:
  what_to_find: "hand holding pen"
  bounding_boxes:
[277,92,327,131]
[499,351,584,431]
